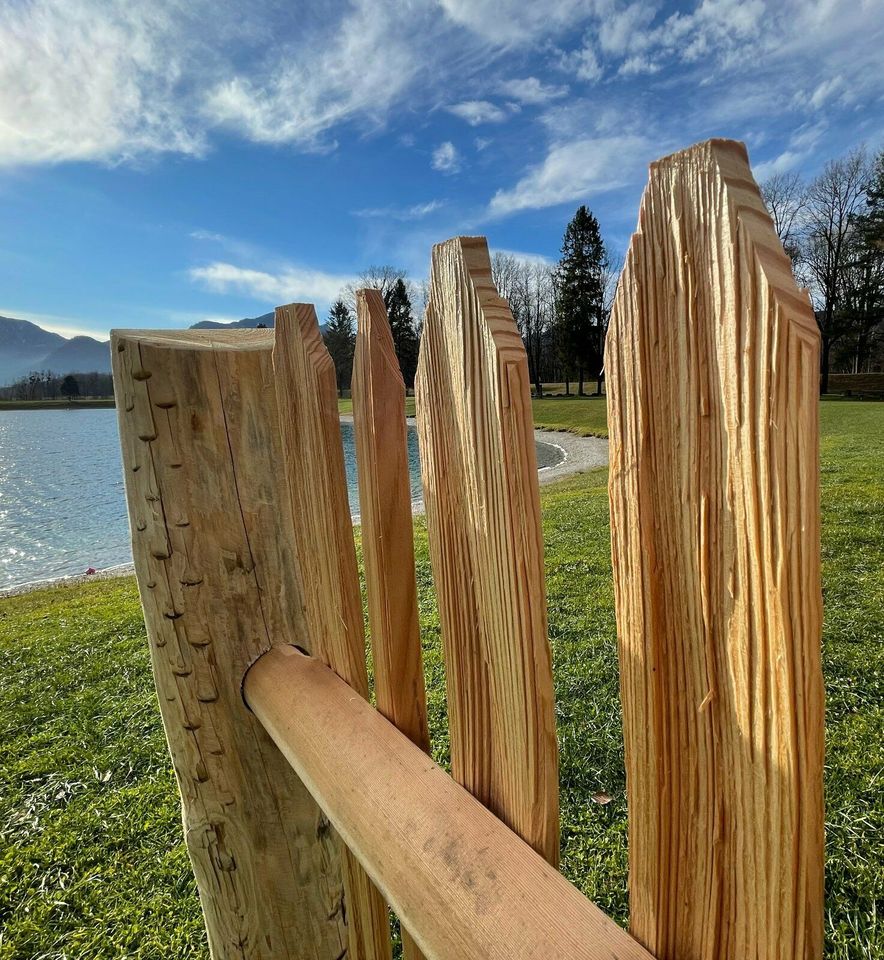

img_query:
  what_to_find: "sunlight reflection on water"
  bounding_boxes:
[0,411,563,588]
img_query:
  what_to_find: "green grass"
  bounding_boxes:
[0,399,114,410]
[1,401,881,959]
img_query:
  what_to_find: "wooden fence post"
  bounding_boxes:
[415,236,559,864]
[351,289,432,960]
[111,329,349,959]
[606,139,824,960]
[272,304,393,960]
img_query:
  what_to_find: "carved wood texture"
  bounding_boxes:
[273,304,393,960]
[415,236,559,865]
[111,329,347,959]
[606,139,824,960]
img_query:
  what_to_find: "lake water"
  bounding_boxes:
[0,410,563,589]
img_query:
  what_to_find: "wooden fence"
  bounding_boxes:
[111,139,824,960]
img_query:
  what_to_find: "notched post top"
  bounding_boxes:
[606,139,824,960]
[415,235,560,866]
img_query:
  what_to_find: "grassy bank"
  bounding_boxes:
[0,402,881,959]
[0,398,115,411]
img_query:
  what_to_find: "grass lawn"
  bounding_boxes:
[1,401,881,959]
[0,399,114,411]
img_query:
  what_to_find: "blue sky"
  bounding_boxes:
[2,0,882,339]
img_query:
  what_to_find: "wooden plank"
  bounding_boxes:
[414,236,559,864]
[245,645,654,960]
[111,328,348,959]
[606,139,824,960]
[351,289,431,960]
[272,304,392,960]
[352,289,430,750]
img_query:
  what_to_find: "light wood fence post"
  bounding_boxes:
[606,139,824,960]
[351,289,431,960]
[272,304,393,960]
[415,236,560,864]
[111,329,349,959]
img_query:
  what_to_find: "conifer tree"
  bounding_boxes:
[554,206,608,395]
[323,299,355,397]
[383,277,420,388]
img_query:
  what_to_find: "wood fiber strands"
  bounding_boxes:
[351,289,431,960]
[415,236,559,865]
[112,329,348,959]
[606,139,824,960]
[272,304,393,960]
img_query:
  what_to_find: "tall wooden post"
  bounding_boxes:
[351,289,431,960]
[415,236,560,865]
[111,329,349,959]
[606,139,824,960]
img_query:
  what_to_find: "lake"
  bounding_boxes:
[0,409,564,589]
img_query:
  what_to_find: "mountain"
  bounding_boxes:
[0,316,110,386]
[0,316,65,384]
[41,336,111,376]
[191,312,275,330]
[0,310,303,386]
[189,312,328,336]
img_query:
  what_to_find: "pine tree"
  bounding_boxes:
[554,206,608,395]
[323,299,355,397]
[383,277,419,388]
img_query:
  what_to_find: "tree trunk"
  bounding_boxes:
[820,337,831,394]
[578,367,585,396]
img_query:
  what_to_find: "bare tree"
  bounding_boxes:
[761,171,807,261]
[343,265,417,313]
[802,147,871,392]
[491,252,553,396]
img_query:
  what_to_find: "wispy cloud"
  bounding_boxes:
[432,142,462,175]
[488,135,649,217]
[498,77,568,105]
[446,100,508,126]
[189,261,351,306]
[354,200,446,221]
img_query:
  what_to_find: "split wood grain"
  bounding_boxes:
[606,139,824,960]
[272,304,392,960]
[351,289,431,960]
[352,289,430,752]
[245,646,654,960]
[111,329,348,959]
[414,236,559,864]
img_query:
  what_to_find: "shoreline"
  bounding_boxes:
[0,427,608,599]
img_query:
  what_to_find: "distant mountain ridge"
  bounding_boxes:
[190,312,274,330]
[0,311,298,386]
[0,316,110,386]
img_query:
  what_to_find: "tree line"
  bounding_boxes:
[0,370,113,401]
[323,207,617,398]
[325,145,883,398]
[761,146,884,391]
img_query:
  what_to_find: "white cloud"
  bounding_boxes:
[204,0,426,149]
[446,101,508,126]
[437,0,598,45]
[189,261,351,305]
[488,135,649,217]
[354,200,446,220]
[432,142,462,174]
[561,44,604,82]
[475,137,492,151]
[498,77,568,105]
[0,0,205,167]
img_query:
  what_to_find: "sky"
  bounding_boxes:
[2,0,883,339]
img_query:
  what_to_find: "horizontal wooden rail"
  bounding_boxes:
[243,645,652,960]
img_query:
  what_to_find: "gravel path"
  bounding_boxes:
[0,426,608,598]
